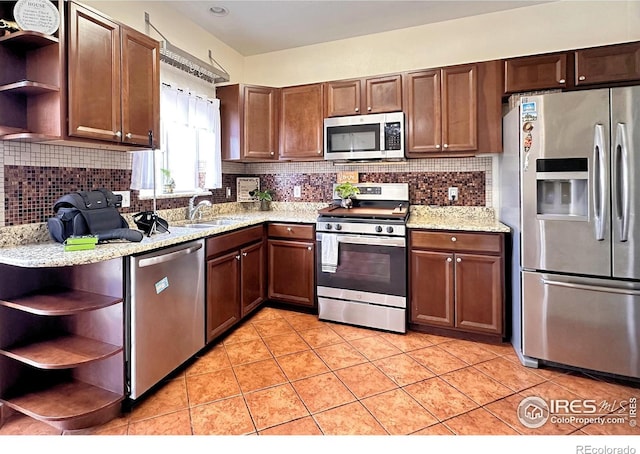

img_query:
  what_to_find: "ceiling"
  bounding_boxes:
[164,0,552,56]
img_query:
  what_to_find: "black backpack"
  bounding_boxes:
[47,188,143,243]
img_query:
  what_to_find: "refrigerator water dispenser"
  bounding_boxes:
[535,158,588,219]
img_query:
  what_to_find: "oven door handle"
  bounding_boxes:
[336,234,406,247]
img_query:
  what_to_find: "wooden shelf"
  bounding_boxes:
[0,288,123,316]
[0,132,62,142]
[0,335,122,369]
[0,30,59,50]
[1,380,123,431]
[0,80,59,95]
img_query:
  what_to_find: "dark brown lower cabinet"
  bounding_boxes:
[205,226,265,343]
[267,223,316,308]
[409,230,505,339]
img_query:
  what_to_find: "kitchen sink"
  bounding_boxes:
[183,219,237,228]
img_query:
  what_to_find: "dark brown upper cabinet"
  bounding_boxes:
[574,41,640,86]
[67,1,159,148]
[325,74,402,116]
[279,83,324,160]
[504,52,568,94]
[217,84,279,161]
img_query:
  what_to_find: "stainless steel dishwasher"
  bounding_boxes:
[126,239,205,400]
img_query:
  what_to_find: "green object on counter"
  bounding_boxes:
[64,235,98,252]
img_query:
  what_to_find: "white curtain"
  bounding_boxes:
[133,84,221,192]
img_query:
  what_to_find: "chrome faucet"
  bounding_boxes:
[188,195,212,221]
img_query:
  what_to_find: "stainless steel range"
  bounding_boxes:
[316,183,409,333]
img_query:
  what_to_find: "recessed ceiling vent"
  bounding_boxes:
[144,12,230,85]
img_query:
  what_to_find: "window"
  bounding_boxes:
[131,83,221,196]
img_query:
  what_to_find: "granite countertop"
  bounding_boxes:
[407,206,511,233]
[0,203,509,268]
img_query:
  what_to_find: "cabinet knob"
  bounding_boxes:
[115,131,122,138]
[579,75,586,81]
[443,143,449,148]
[446,257,452,263]
[355,107,359,112]
[235,255,240,260]
[451,236,457,242]
[307,246,312,251]
[125,132,133,139]
[287,227,292,232]
[270,152,275,156]
[317,150,322,154]
[242,252,247,257]
[367,106,372,112]
[435,144,441,149]
[456,257,462,263]
[559,79,566,84]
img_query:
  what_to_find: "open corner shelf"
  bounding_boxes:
[0,30,59,50]
[1,381,123,431]
[0,287,123,316]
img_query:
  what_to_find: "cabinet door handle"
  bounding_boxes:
[367,106,372,112]
[451,236,457,242]
[435,144,441,149]
[559,79,566,84]
[355,107,359,112]
[242,252,247,257]
[287,227,292,232]
[307,246,312,251]
[270,152,275,156]
[446,257,452,262]
[456,257,462,263]
[235,255,241,260]
[115,131,122,138]
[579,75,586,81]
[125,132,133,139]
[443,143,449,148]
[317,150,322,154]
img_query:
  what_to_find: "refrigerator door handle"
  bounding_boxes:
[614,122,630,242]
[593,124,607,241]
[541,277,640,296]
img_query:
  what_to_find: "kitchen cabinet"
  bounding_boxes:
[279,83,324,160]
[325,74,402,116]
[205,225,265,342]
[504,52,569,94]
[267,223,316,308]
[404,60,502,156]
[0,260,125,430]
[574,41,640,86]
[218,84,279,161]
[404,64,477,154]
[0,1,65,141]
[409,230,505,338]
[67,1,160,147]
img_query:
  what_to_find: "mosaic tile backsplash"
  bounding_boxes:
[1,140,493,226]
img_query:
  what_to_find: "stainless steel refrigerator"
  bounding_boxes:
[500,87,640,380]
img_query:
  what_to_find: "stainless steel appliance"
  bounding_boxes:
[324,112,404,161]
[500,88,640,379]
[316,183,409,333]
[126,239,205,399]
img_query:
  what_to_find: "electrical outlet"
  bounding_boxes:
[448,187,458,202]
[226,187,231,199]
[113,190,130,208]
[294,185,301,198]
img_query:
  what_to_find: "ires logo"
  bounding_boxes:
[549,399,598,414]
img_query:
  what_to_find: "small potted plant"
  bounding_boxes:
[335,182,360,209]
[160,168,175,194]
[250,188,274,211]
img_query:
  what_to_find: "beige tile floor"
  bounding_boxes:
[1,306,638,436]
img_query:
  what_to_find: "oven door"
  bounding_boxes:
[316,233,406,303]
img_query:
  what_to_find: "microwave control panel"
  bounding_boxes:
[384,122,402,150]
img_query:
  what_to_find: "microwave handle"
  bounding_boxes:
[380,121,386,151]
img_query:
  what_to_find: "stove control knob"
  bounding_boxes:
[375,226,383,233]
[386,226,394,234]
[335,224,342,231]
[325,223,332,230]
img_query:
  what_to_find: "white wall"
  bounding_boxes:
[244,1,640,86]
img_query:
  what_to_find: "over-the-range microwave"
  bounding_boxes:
[323,112,404,161]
